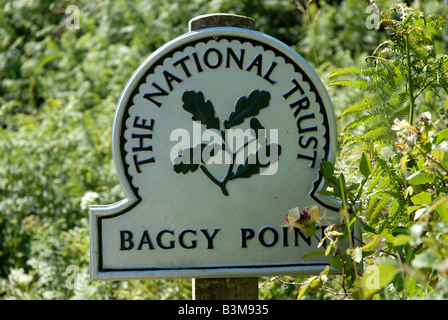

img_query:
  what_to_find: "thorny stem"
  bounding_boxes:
[313,233,355,298]
[260,275,346,297]
[351,207,368,228]
[339,178,360,282]
[414,144,448,174]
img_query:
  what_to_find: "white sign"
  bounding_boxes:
[90,26,343,280]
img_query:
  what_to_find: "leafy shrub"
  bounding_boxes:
[286,3,448,300]
[0,0,306,300]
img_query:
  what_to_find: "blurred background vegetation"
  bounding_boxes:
[0,0,447,299]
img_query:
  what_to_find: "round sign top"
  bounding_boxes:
[112,27,337,210]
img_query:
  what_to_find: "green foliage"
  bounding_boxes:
[1,0,448,300]
[288,2,448,300]
[0,0,231,300]
[330,3,448,146]
[0,0,307,300]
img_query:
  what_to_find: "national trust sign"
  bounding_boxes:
[89,25,347,280]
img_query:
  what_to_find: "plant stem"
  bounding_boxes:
[415,144,448,174]
[200,165,229,196]
[406,33,416,125]
[339,177,361,284]
[221,161,234,190]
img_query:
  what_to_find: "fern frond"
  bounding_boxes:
[386,197,406,222]
[435,55,448,79]
[372,40,394,57]
[330,79,371,90]
[368,196,391,222]
[362,126,392,141]
[389,103,409,121]
[343,109,383,131]
[366,174,392,221]
[387,91,409,109]
[329,67,364,79]
[338,94,381,119]
[340,133,371,158]
[374,138,395,151]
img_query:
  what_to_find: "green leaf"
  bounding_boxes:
[350,247,363,263]
[362,235,386,252]
[434,128,448,145]
[391,226,409,236]
[310,277,322,289]
[182,91,220,130]
[363,225,376,234]
[303,251,325,259]
[305,225,317,237]
[325,244,333,256]
[224,90,270,129]
[320,159,334,179]
[297,278,313,300]
[427,197,448,220]
[317,190,334,197]
[359,151,372,178]
[407,205,423,215]
[328,255,343,271]
[407,171,434,185]
[411,250,443,269]
[362,263,399,298]
[431,148,448,168]
[411,191,432,205]
[393,235,411,247]
[321,265,330,277]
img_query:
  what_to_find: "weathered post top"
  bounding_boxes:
[189,13,256,31]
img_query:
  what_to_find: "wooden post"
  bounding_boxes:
[188,13,256,32]
[193,278,259,300]
[189,14,258,300]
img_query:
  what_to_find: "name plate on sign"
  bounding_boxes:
[89,24,343,280]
